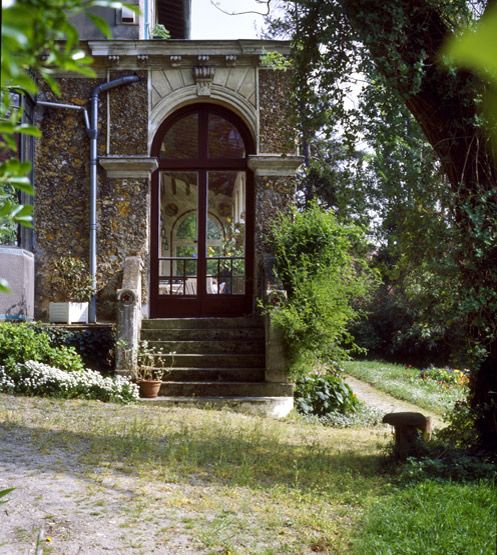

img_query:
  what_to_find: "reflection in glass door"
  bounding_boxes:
[150,103,254,317]
[206,171,245,295]
[158,172,198,296]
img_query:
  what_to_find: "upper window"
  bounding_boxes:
[160,112,199,159]
[159,106,249,160]
[207,114,245,158]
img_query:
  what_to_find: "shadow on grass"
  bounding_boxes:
[0,414,388,497]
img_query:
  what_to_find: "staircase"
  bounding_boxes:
[140,317,293,414]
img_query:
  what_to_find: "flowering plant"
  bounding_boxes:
[0,361,139,403]
[135,340,174,381]
[419,366,470,387]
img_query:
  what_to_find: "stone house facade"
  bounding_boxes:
[32,2,302,324]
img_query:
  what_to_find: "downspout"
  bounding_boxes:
[144,0,150,39]
[89,75,140,323]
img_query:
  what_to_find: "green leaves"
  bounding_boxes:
[443,6,497,82]
[0,488,15,504]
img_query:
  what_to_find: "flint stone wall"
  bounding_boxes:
[258,69,297,155]
[34,71,148,321]
[34,60,297,321]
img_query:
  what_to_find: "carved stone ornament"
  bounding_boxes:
[170,55,182,67]
[108,55,120,65]
[193,66,215,97]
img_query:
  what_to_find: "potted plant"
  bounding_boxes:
[48,257,94,324]
[134,340,174,398]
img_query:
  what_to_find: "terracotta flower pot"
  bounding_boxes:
[138,379,162,398]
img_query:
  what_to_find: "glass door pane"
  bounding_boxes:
[206,171,246,295]
[158,171,198,295]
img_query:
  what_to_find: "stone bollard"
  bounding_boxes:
[382,412,432,460]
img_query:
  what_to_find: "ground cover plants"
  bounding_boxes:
[343,360,468,414]
[0,322,137,403]
[0,394,495,554]
[0,361,138,403]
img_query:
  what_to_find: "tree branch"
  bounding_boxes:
[209,0,271,17]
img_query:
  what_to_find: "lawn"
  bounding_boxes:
[343,360,467,415]
[0,394,495,554]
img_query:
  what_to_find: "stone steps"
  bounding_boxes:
[139,317,292,410]
[141,327,265,341]
[164,367,266,382]
[159,381,293,397]
[149,353,266,369]
[142,317,263,330]
[144,339,265,355]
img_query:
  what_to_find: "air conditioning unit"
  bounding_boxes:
[0,246,34,321]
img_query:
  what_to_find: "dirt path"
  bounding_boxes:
[344,375,443,428]
[0,422,195,554]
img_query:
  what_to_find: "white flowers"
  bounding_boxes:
[0,361,139,403]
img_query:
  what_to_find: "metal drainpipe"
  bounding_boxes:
[89,75,140,323]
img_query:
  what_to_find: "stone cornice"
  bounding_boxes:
[88,39,291,69]
[248,155,303,177]
[99,156,158,178]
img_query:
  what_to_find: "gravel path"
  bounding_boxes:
[344,375,443,427]
[0,424,195,555]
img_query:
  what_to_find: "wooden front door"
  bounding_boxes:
[150,104,255,318]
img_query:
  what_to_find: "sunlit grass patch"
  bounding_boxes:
[343,360,466,414]
[350,480,497,555]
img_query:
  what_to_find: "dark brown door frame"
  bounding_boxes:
[150,103,255,318]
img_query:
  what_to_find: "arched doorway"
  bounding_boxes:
[150,103,255,317]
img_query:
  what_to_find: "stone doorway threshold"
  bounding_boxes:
[140,395,293,419]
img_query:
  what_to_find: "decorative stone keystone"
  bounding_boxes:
[193,66,215,96]
[99,156,158,178]
[383,412,432,460]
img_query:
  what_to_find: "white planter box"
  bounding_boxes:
[49,302,88,324]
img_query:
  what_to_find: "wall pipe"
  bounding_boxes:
[89,75,140,323]
[35,100,90,131]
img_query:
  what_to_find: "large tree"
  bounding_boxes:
[282,0,497,452]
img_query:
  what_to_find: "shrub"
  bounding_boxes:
[0,360,138,403]
[267,203,377,374]
[437,400,479,449]
[0,322,83,372]
[32,323,115,372]
[295,369,360,417]
[49,256,94,302]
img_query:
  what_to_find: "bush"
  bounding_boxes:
[295,369,360,417]
[0,322,83,372]
[267,203,377,373]
[437,400,479,449]
[0,360,138,403]
[32,323,115,373]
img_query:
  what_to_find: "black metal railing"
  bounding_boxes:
[158,256,244,295]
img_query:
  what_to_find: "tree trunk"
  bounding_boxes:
[342,0,497,452]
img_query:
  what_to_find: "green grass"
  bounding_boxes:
[343,360,467,414]
[1,394,495,554]
[351,480,497,555]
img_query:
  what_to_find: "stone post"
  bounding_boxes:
[116,256,142,375]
